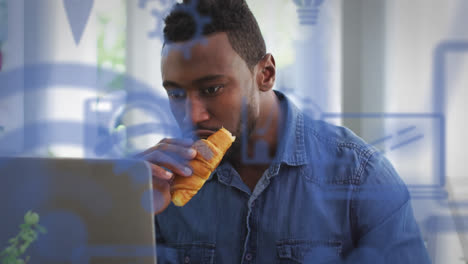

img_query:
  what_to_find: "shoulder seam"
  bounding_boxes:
[308,126,378,185]
[355,146,378,185]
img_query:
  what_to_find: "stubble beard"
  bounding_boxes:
[223,100,257,165]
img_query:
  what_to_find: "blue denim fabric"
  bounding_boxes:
[155,91,431,264]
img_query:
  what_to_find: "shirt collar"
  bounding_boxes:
[273,90,308,166]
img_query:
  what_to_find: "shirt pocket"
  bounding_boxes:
[276,239,342,264]
[156,242,215,264]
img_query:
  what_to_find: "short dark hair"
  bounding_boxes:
[163,0,266,70]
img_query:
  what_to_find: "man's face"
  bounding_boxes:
[161,33,260,147]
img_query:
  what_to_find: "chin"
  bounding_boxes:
[223,138,241,162]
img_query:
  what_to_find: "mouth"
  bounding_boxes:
[183,129,217,139]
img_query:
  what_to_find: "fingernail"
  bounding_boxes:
[165,171,173,178]
[187,148,196,156]
[184,167,192,176]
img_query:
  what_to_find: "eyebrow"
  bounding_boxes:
[163,75,225,89]
[162,80,180,89]
[192,75,225,85]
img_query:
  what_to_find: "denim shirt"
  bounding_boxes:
[155,91,431,264]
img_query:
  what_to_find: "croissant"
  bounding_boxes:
[170,127,235,206]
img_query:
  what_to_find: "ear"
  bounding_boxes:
[255,53,276,92]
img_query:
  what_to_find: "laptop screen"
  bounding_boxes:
[0,157,156,264]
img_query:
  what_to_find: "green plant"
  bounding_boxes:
[0,211,47,264]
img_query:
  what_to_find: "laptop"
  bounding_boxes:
[0,157,157,264]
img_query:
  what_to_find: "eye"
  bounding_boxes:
[166,89,186,100]
[201,85,223,96]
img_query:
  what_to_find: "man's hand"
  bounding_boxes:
[137,138,197,215]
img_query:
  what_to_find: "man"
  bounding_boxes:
[141,0,431,263]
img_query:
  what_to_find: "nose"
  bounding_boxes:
[183,94,210,127]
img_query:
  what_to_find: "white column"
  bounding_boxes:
[23,0,97,157]
[293,0,342,119]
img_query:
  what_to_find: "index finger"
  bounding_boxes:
[160,138,194,147]
[133,138,194,158]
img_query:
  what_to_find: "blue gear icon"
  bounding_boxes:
[161,0,212,59]
[148,8,169,39]
[139,0,173,9]
[139,0,176,40]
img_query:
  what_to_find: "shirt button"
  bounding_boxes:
[184,256,190,263]
[245,253,252,261]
